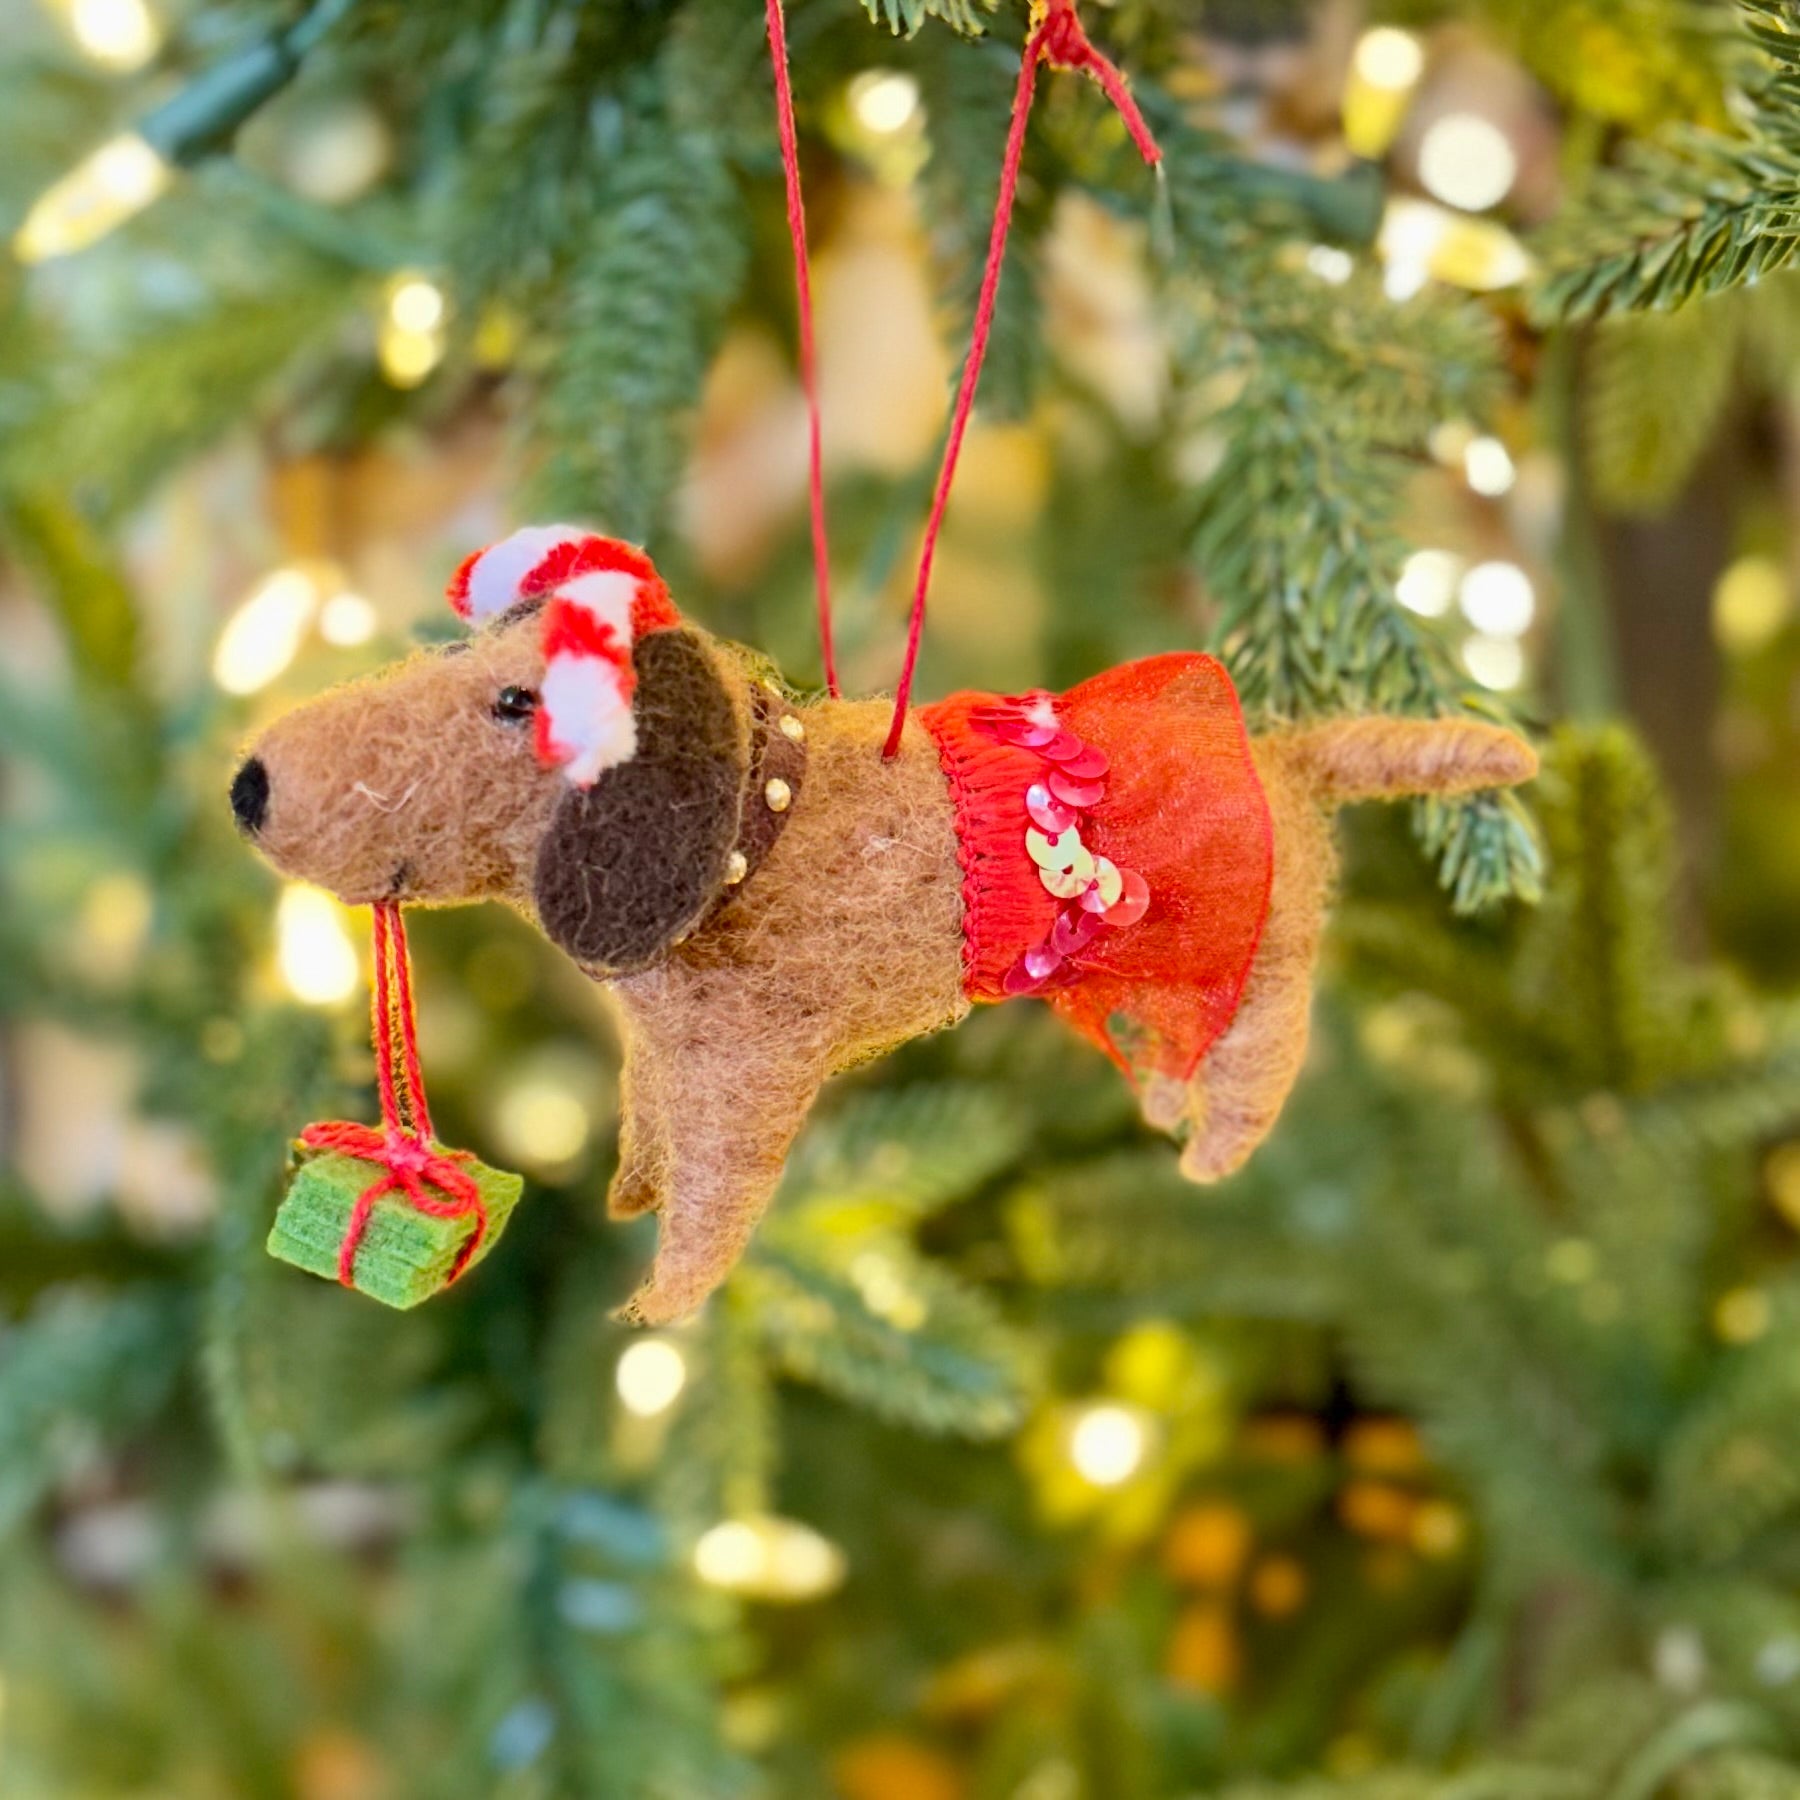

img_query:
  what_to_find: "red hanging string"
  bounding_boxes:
[299,903,486,1289]
[880,0,1160,760]
[766,0,840,698]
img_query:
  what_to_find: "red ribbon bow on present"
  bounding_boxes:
[298,903,488,1288]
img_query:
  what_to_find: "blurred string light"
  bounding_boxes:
[616,1338,688,1417]
[1343,26,1425,158]
[319,590,378,646]
[277,884,360,1006]
[1459,560,1535,636]
[1463,434,1516,497]
[847,69,921,135]
[849,1250,928,1330]
[51,0,162,70]
[1417,113,1518,214]
[494,1064,591,1176]
[1067,1402,1151,1487]
[1304,244,1354,286]
[1396,549,1462,617]
[1715,1284,1772,1344]
[281,99,390,205]
[13,0,357,264]
[1377,197,1530,300]
[212,562,374,692]
[379,273,448,388]
[1461,634,1524,692]
[693,1516,847,1601]
[213,567,320,694]
[14,134,170,263]
[1713,555,1790,653]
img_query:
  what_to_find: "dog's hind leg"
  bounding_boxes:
[1174,738,1334,1183]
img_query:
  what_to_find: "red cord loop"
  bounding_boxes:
[879,0,1161,760]
[300,902,488,1289]
[765,0,840,698]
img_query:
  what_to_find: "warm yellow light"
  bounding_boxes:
[1713,556,1789,653]
[495,1078,590,1172]
[378,274,448,388]
[616,1338,688,1417]
[379,321,445,388]
[1463,435,1515,497]
[1378,199,1530,297]
[1459,560,1534,636]
[849,1250,928,1330]
[68,0,161,69]
[694,1516,846,1601]
[1461,633,1524,692]
[212,567,321,695]
[319,590,378,646]
[1411,1500,1468,1558]
[1344,28,1424,158]
[1068,1403,1149,1487]
[1418,113,1517,213]
[1396,549,1462,618]
[387,275,446,334]
[848,70,921,135]
[1715,1285,1772,1344]
[1304,244,1354,286]
[277,885,361,1007]
[1352,27,1425,91]
[13,133,170,263]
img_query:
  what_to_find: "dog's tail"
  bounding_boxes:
[1270,715,1536,807]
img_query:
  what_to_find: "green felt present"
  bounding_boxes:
[267,1141,524,1309]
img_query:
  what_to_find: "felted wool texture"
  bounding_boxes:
[1278,715,1537,804]
[533,629,749,971]
[242,605,567,908]
[607,699,968,1325]
[1170,714,1537,1181]
[269,1144,524,1309]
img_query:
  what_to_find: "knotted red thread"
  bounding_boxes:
[765,0,840,698]
[881,0,1161,760]
[298,903,487,1289]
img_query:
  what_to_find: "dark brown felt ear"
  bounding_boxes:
[533,629,746,972]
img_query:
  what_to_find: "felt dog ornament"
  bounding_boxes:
[233,526,1535,1323]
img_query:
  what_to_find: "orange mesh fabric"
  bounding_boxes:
[922,653,1274,1084]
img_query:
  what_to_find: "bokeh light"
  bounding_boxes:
[1068,1403,1149,1487]
[1459,560,1535,636]
[615,1339,688,1417]
[68,0,160,69]
[212,568,320,694]
[1418,113,1518,213]
[276,885,360,1007]
[13,133,170,262]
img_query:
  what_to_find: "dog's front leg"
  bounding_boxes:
[610,965,829,1325]
[603,985,672,1221]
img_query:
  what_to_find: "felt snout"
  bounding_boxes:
[231,610,565,909]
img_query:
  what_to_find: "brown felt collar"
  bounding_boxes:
[717,682,807,904]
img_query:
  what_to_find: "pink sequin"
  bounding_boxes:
[1026,782,1077,834]
[1052,907,1104,957]
[1105,867,1151,928]
[1056,744,1108,779]
[976,691,1152,995]
[1048,769,1107,809]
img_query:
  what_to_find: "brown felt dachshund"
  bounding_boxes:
[232,528,1536,1323]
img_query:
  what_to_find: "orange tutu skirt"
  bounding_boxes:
[922,653,1274,1086]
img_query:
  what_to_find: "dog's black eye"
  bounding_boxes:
[492,685,539,723]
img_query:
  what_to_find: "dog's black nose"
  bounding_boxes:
[230,756,269,835]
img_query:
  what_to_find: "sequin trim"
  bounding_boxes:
[966,692,1150,997]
